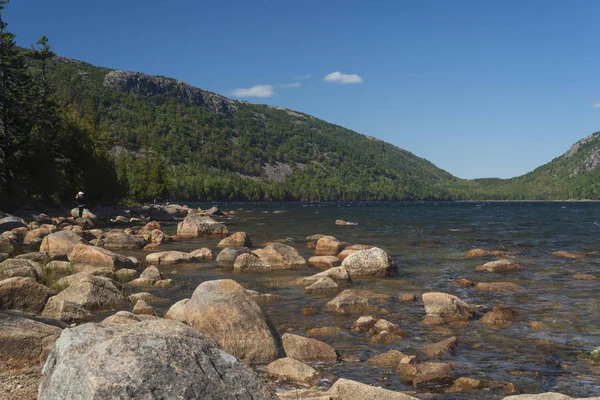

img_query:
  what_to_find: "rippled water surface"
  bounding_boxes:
[115,201,600,398]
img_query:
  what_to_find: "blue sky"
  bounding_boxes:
[5,0,600,179]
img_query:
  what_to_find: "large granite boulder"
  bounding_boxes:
[184,279,282,364]
[0,277,54,314]
[256,243,307,270]
[323,289,375,314]
[218,231,252,248]
[422,292,476,321]
[281,333,337,363]
[177,214,228,237]
[68,244,134,273]
[103,232,146,250]
[296,266,352,287]
[0,216,26,233]
[40,231,85,258]
[38,319,274,400]
[328,378,420,400]
[215,247,251,268]
[145,250,192,265]
[315,235,343,255]
[49,275,127,311]
[0,310,66,361]
[41,296,93,324]
[23,228,51,245]
[0,258,40,280]
[0,234,19,256]
[341,247,398,277]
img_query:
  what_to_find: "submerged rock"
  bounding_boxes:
[475,259,525,273]
[266,357,320,385]
[281,333,337,363]
[324,290,375,314]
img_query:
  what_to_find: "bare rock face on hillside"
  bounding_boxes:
[38,319,274,400]
[103,70,237,115]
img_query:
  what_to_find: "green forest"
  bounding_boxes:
[2,0,600,208]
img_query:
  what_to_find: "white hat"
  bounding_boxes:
[78,191,84,195]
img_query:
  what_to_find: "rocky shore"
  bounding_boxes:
[0,204,598,399]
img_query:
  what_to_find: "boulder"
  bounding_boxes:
[297,266,352,287]
[164,298,189,322]
[41,296,93,324]
[40,231,85,258]
[328,378,420,400]
[0,310,66,362]
[16,251,51,265]
[466,249,508,258]
[103,232,146,250]
[397,359,453,386]
[51,275,127,311]
[257,243,307,270]
[422,292,476,321]
[552,251,586,259]
[323,289,375,314]
[475,282,523,293]
[281,333,337,363]
[139,220,162,234]
[0,216,26,233]
[266,357,320,385]
[43,260,72,275]
[115,268,137,282]
[24,227,51,244]
[132,299,155,315]
[366,350,408,368]
[215,247,251,267]
[177,214,228,237]
[480,306,522,328]
[417,336,458,359]
[306,327,342,337]
[303,277,339,295]
[189,247,215,260]
[308,255,341,269]
[218,231,253,248]
[184,279,282,364]
[0,277,54,314]
[0,234,19,256]
[352,316,377,332]
[68,244,134,273]
[70,208,96,219]
[315,236,343,255]
[145,250,192,265]
[233,253,268,272]
[373,319,405,336]
[149,229,165,244]
[38,319,274,400]
[55,270,115,289]
[101,311,141,325]
[0,258,40,280]
[341,247,397,277]
[475,259,525,273]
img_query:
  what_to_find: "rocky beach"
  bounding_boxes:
[0,202,599,400]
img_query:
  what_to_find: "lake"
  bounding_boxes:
[115,201,600,398]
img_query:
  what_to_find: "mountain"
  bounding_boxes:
[44,56,478,202]
[473,132,600,200]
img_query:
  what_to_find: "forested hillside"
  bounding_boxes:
[3,0,600,207]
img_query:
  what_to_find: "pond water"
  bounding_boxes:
[110,201,600,398]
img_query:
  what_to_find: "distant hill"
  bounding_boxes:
[45,56,478,202]
[472,132,600,199]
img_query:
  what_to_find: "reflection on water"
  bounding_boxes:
[114,202,600,398]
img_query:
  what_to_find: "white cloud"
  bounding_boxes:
[231,85,275,98]
[323,71,363,84]
[593,102,600,108]
[294,74,312,80]
[277,82,301,89]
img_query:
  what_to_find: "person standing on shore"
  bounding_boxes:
[76,191,85,218]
